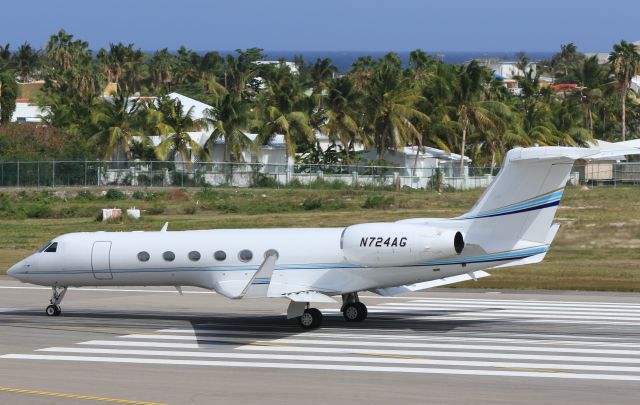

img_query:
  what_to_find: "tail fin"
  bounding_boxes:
[462,143,640,250]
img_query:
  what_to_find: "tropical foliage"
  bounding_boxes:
[1,31,639,167]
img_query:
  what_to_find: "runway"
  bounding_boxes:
[1,280,639,404]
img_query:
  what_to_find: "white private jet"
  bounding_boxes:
[7,141,640,328]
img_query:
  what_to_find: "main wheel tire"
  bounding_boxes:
[45,305,59,317]
[354,302,367,321]
[343,302,367,322]
[299,308,322,329]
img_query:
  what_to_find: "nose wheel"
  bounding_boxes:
[45,286,67,317]
[46,304,61,316]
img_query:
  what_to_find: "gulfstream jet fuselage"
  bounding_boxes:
[8,142,640,328]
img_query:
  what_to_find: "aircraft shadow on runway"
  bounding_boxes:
[0,306,508,348]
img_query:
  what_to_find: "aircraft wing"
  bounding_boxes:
[371,270,491,297]
[284,291,338,303]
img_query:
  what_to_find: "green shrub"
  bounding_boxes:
[75,190,96,200]
[105,188,126,200]
[252,173,279,188]
[132,191,146,200]
[58,206,79,218]
[184,204,198,215]
[24,204,52,218]
[302,198,323,210]
[362,195,394,209]
[147,203,166,215]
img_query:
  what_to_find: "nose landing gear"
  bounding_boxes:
[45,286,67,317]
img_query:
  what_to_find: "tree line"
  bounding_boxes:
[1,30,639,171]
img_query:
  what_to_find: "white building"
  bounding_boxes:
[10,99,48,123]
[362,146,471,177]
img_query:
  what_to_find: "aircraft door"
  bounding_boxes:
[91,241,113,280]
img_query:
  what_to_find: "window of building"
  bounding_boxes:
[214,250,226,261]
[163,251,175,262]
[188,251,201,261]
[238,249,253,262]
[137,251,150,262]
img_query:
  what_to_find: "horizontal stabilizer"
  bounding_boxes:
[285,291,338,303]
[372,270,491,296]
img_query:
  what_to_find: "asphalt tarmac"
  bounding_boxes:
[1,278,639,405]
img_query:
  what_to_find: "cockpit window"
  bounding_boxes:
[44,242,58,253]
[38,241,53,253]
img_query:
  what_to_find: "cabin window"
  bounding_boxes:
[137,251,150,262]
[214,250,226,261]
[163,251,175,262]
[44,242,58,253]
[188,251,201,261]
[238,249,253,262]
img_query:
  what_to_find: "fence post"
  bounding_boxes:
[52,160,55,188]
[17,161,20,188]
[84,160,87,186]
[37,161,40,188]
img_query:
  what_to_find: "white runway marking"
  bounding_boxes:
[4,354,640,381]
[3,296,640,382]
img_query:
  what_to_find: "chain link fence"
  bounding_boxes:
[0,160,638,190]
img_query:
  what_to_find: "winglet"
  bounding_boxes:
[160,222,169,232]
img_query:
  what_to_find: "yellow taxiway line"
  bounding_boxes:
[0,387,167,405]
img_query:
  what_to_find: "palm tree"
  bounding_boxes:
[90,93,150,160]
[148,49,175,91]
[608,40,640,141]
[0,72,18,124]
[321,76,367,164]
[12,43,40,82]
[153,96,206,167]
[203,94,256,162]
[257,65,314,158]
[364,60,429,160]
[348,56,377,90]
[571,56,606,134]
[45,29,89,71]
[452,61,512,175]
[0,43,10,69]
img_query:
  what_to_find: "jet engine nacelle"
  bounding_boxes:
[341,223,464,267]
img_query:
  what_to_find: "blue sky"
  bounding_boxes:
[1,0,638,52]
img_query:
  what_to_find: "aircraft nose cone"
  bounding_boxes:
[7,261,28,281]
[7,264,18,277]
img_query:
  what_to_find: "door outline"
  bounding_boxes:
[91,241,113,280]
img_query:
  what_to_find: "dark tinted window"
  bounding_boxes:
[239,249,253,262]
[163,251,175,262]
[214,250,226,261]
[38,241,53,253]
[188,251,201,261]
[137,251,150,262]
[44,242,58,253]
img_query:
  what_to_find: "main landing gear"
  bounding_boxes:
[299,307,323,329]
[45,286,67,317]
[341,292,368,322]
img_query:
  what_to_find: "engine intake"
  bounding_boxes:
[341,223,464,267]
